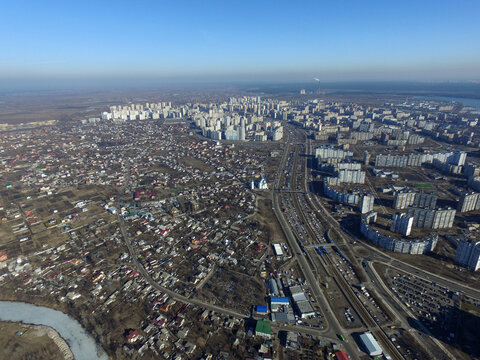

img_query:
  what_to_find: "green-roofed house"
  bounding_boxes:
[255,319,271,339]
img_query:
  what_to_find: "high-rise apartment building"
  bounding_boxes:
[363,151,371,165]
[239,118,246,141]
[457,192,480,213]
[406,207,455,229]
[393,191,437,210]
[390,213,413,236]
[455,240,480,271]
[360,194,375,214]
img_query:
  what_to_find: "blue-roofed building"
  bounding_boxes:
[256,305,268,314]
[270,297,290,305]
[270,296,290,311]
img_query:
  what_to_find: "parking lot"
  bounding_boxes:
[389,272,457,333]
[385,269,480,359]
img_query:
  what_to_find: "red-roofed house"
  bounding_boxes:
[126,329,139,343]
[335,350,349,360]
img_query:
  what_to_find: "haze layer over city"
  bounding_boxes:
[0,1,480,360]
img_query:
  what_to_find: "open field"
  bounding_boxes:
[0,87,259,125]
[198,267,265,313]
[0,321,66,360]
[254,195,288,245]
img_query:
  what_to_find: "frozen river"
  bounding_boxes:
[0,301,108,360]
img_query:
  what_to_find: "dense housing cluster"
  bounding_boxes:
[1,93,480,360]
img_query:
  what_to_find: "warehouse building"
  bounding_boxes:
[270,296,289,312]
[266,278,279,296]
[272,243,284,259]
[288,286,315,318]
[256,305,268,315]
[359,332,383,356]
[334,350,349,360]
[271,312,295,323]
[295,300,315,318]
[255,320,271,339]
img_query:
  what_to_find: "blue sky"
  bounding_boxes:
[1,0,479,84]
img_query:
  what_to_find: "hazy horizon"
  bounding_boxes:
[1,0,480,90]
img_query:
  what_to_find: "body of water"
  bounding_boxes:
[414,96,480,113]
[0,301,108,360]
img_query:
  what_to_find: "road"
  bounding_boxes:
[117,194,335,341]
[308,175,480,302]
[367,260,457,360]
[296,136,405,360]
[115,125,467,359]
[272,134,361,357]
[302,135,459,359]
[118,208,349,339]
[116,159,248,318]
[116,137,338,342]
[117,212,245,318]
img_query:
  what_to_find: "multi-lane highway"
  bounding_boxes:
[273,131,406,360]
[301,133,462,359]
[116,133,339,344]
[115,124,474,358]
[272,138,361,357]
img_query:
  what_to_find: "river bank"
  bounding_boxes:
[0,301,108,360]
[0,321,74,360]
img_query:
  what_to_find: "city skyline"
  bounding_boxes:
[1,0,480,88]
[2,1,480,359]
